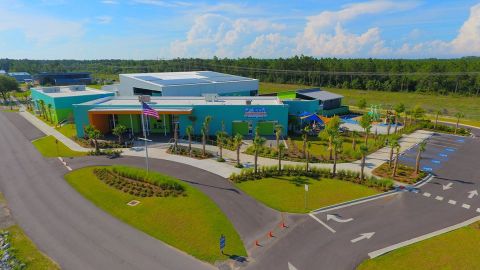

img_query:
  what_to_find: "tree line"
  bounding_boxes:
[1,56,480,95]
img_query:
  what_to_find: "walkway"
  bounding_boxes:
[0,111,213,270]
[16,104,432,178]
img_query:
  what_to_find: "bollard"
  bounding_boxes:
[280,221,287,228]
[268,231,274,238]
[255,240,261,247]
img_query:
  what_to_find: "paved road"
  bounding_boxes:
[0,111,214,270]
[246,132,480,270]
[68,156,282,248]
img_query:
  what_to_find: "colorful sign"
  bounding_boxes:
[244,107,267,118]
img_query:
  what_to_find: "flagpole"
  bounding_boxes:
[140,101,150,174]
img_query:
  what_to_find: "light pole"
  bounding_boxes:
[138,95,152,173]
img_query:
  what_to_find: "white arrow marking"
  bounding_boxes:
[351,232,375,243]
[467,190,478,199]
[326,214,354,223]
[288,262,298,270]
[442,182,453,190]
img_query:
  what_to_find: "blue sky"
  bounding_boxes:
[0,0,479,59]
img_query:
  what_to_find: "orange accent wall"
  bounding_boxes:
[88,113,110,134]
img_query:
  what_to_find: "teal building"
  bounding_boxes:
[31,85,114,124]
[73,96,288,138]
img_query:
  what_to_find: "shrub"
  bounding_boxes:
[229,165,393,191]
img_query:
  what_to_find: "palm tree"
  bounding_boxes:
[434,109,442,129]
[232,133,243,167]
[305,142,312,172]
[351,130,358,151]
[415,141,427,175]
[301,125,311,159]
[454,112,464,134]
[112,124,127,144]
[216,130,227,161]
[253,127,266,175]
[185,126,193,156]
[188,115,197,135]
[405,110,411,127]
[173,122,179,153]
[274,124,283,149]
[394,103,405,134]
[359,114,372,145]
[278,142,285,172]
[204,116,212,138]
[332,136,343,177]
[321,115,341,160]
[84,125,102,154]
[201,125,207,157]
[47,104,53,123]
[388,137,400,168]
[392,144,401,178]
[359,145,368,181]
[386,112,392,136]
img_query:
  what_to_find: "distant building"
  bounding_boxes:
[118,71,259,97]
[34,72,92,86]
[0,70,6,75]
[8,72,33,83]
[278,88,349,117]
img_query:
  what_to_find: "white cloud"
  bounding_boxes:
[96,16,113,24]
[132,0,191,8]
[451,3,480,54]
[170,13,287,58]
[0,3,84,44]
[101,0,118,4]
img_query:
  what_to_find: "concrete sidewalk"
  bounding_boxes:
[16,102,432,178]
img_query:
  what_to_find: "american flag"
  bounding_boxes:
[142,102,159,119]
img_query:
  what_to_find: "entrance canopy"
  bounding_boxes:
[300,113,324,124]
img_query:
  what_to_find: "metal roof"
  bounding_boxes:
[297,88,343,101]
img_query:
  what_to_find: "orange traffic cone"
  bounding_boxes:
[280,221,287,228]
[255,240,261,246]
[268,231,274,238]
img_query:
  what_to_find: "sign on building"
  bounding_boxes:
[244,107,267,118]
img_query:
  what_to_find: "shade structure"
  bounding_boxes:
[300,113,324,124]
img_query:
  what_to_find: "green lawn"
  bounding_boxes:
[65,166,246,263]
[32,135,87,157]
[258,82,480,122]
[358,222,480,270]
[56,123,77,138]
[236,176,379,213]
[7,225,60,270]
[291,134,382,162]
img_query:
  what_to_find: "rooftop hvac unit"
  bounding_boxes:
[69,85,86,91]
[42,86,60,93]
[203,93,219,102]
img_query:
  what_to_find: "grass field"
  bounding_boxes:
[258,82,480,122]
[32,135,87,157]
[65,166,246,263]
[357,221,480,270]
[236,176,379,213]
[56,123,77,138]
[7,225,60,270]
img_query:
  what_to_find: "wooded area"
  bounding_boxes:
[1,56,480,95]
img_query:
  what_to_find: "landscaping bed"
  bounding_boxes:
[166,145,213,159]
[65,166,246,263]
[230,165,393,191]
[93,166,185,197]
[372,163,427,184]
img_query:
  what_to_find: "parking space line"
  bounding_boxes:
[435,196,444,201]
[309,213,336,234]
[448,200,457,205]
[423,192,431,197]
[462,204,471,209]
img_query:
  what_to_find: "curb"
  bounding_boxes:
[310,174,433,214]
[368,215,480,259]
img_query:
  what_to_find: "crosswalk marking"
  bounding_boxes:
[423,192,431,197]
[435,196,444,201]
[448,200,457,205]
[462,204,471,209]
